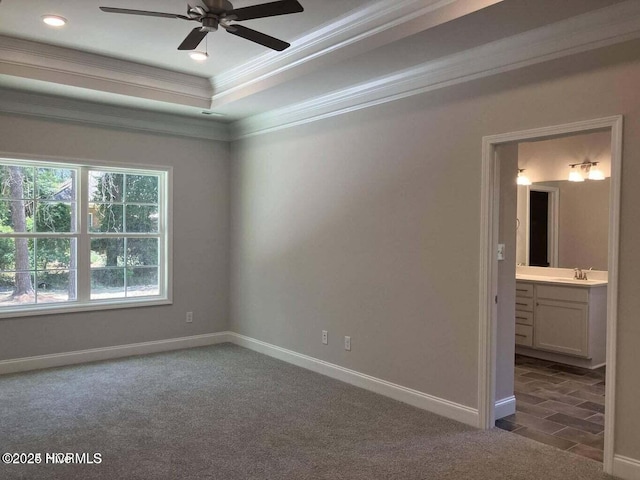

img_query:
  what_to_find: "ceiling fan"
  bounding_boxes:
[99,0,304,52]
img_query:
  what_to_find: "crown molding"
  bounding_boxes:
[231,0,640,139]
[211,0,503,108]
[0,36,213,109]
[0,89,230,142]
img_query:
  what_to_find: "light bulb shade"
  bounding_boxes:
[568,169,585,182]
[516,173,531,185]
[588,167,605,180]
[189,51,209,61]
[42,15,67,27]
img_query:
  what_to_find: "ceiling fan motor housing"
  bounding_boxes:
[202,16,219,32]
[203,0,234,14]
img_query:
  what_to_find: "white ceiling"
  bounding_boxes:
[0,0,372,76]
[0,0,634,127]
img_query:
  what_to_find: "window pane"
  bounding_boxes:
[127,267,158,297]
[0,166,34,200]
[0,201,34,232]
[125,174,158,203]
[0,237,35,271]
[36,270,74,303]
[91,238,124,268]
[0,163,166,313]
[89,203,123,233]
[34,202,74,232]
[0,272,36,306]
[125,205,158,232]
[36,168,76,200]
[89,171,123,202]
[127,238,158,266]
[91,268,125,299]
[36,238,73,269]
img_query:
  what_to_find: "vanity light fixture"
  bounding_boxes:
[588,162,605,180]
[568,165,585,182]
[516,169,532,186]
[568,160,605,182]
[42,15,67,27]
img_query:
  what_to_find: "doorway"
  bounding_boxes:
[527,185,559,268]
[478,116,622,474]
[529,190,550,267]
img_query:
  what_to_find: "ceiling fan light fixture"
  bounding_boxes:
[99,0,304,51]
[42,15,67,27]
[189,51,209,62]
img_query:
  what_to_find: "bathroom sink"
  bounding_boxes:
[516,274,607,285]
[549,277,606,285]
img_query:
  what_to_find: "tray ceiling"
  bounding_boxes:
[0,0,634,135]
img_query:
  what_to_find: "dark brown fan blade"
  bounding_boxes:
[178,28,209,50]
[226,24,290,51]
[228,0,303,21]
[100,7,190,20]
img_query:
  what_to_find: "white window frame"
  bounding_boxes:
[0,157,172,318]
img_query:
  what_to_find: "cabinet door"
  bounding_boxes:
[534,299,589,357]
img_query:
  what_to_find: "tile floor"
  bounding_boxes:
[496,355,606,462]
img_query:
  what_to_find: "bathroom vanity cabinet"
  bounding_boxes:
[515,278,607,368]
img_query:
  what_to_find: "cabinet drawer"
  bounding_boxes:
[515,297,534,312]
[515,310,533,326]
[515,282,534,298]
[536,284,588,303]
[515,324,533,347]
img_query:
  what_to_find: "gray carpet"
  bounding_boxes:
[0,344,613,479]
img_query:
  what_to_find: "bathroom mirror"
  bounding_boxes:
[516,179,610,270]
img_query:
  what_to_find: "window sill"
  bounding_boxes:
[0,297,172,319]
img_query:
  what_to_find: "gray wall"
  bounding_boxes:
[0,115,230,360]
[230,40,640,461]
[518,130,612,182]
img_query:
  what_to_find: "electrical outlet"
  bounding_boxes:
[186,312,193,323]
[322,330,328,345]
[344,336,351,351]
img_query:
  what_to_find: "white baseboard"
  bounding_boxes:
[0,332,231,375]
[0,331,478,427]
[613,455,640,480]
[228,332,478,427]
[515,346,605,370]
[495,395,516,420]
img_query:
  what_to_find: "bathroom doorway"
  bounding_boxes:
[527,186,559,268]
[478,116,622,474]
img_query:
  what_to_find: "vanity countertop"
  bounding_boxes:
[516,274,607,287]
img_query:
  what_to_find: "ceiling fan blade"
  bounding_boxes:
[226,25,290,51]
[228,0,303,21]
[100,7,190,20]
[178,28,209,50]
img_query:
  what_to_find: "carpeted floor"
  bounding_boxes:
[0,344,613,479]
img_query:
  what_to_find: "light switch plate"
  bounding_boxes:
[497,244,505,261]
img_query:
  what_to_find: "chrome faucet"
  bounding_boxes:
[574,268,588,280]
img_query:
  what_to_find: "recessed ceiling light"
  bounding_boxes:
[42,15,67,27]
[189,51,209,62]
